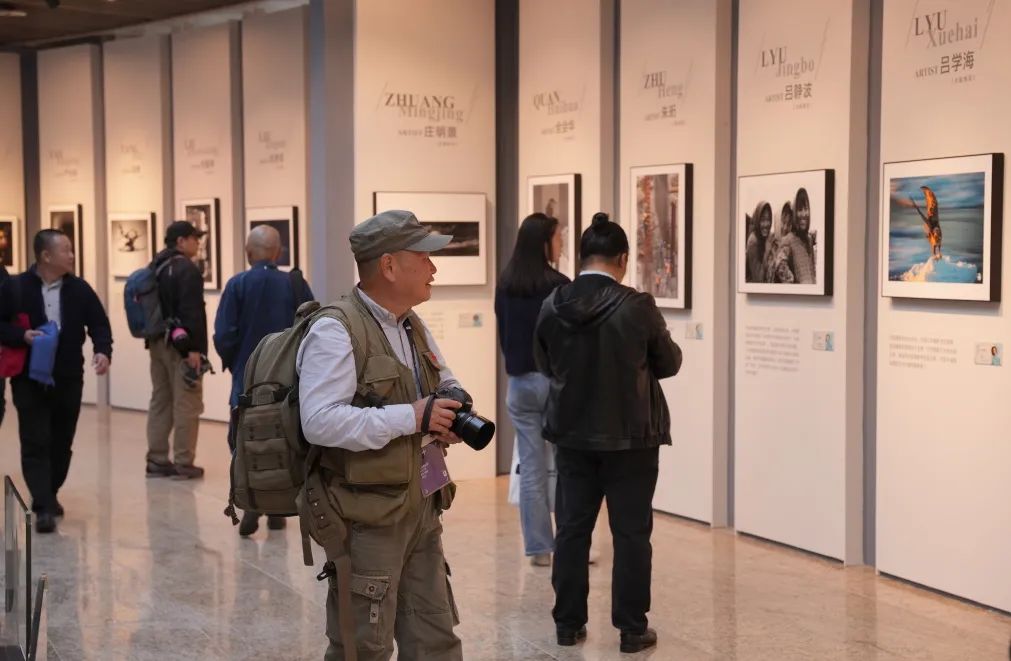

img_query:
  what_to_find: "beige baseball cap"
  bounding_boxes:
[350,209,453,262]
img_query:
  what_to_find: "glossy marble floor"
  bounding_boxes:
[0,407,1008,660]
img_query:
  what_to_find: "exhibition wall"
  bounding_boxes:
[37,45,106,406]
[172,23,243,423]
[355,0,498,480]
[104,36,172,412]
[734,0,868,563]
[876,0,1011,612]
[619,0,733,524]
[0,54,24,271]
[4,0,1009,614]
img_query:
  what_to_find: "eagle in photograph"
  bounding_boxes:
[910,185,942,260]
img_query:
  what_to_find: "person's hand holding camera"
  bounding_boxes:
[412,397,462,436]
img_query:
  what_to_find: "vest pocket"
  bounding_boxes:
[343,436,413,486]
[363,355,401,400]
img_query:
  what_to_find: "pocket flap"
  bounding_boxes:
[350,574,390,602]
[363,355,400,385]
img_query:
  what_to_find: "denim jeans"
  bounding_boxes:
[506,372,554,556]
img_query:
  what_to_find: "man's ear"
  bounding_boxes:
[379,253,396,282]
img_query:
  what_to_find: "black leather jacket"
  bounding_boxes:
[534,274,682,451]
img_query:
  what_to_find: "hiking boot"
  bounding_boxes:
[146,460,176,478]
[171,464,205,480]
[35,512,56,534]
[557,626,587,646]
[530,553,551,567]
[266,516,286,530]
[619,627,657,654]
[239,511,260,537]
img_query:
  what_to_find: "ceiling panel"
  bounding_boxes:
[0,0,249,47]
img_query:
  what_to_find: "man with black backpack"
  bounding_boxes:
[145,220,208,480]
[213,224,313,536]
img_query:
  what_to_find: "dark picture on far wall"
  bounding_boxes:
[737,170,834,296]
[246,206,299,272]
[529,174,581,279]
[881,153,1003,301]
[372,191,488,285]
[180,198,221,291]
[109,213,154,279]
[0,215,23,272]
[48,204,83,277]
[421,221,480,257]
[629,163,693,309]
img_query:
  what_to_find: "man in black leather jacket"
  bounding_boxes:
[534,213,682,654]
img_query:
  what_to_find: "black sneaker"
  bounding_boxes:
[146,460,176,478]
[171,464,205,480]
[557,626,587,646]
[239,511,260,537]
[35,512,56,534]
[619,627,657,654]
[266,515,287,530]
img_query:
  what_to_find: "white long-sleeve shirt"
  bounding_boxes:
[295,288,459,451]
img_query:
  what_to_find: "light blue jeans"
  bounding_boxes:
[506,372,554,556]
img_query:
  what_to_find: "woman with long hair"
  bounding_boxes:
[495,212,569,566]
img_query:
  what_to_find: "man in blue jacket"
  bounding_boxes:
[0,230,112,534]
[213,224,313,536]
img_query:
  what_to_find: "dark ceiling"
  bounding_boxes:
[0,0,249,48]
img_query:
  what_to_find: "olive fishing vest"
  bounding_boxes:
[316,290,446,527]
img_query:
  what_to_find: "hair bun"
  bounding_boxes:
[591,212,610,228]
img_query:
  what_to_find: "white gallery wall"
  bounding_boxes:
[877,0,1011,612]
[37,45,106,406]
[172,24,243,424]
[619,0,732,524]
[355,0,498,480]
[0,54,25,268]
[734,0,868,562]
[519,0,615,232]
[242,7,310,283]
[104,36,172,412]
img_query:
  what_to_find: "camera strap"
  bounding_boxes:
[420,393,438,434]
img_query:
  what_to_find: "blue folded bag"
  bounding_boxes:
[28,321,59,386]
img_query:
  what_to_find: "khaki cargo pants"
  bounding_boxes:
[325,495,462,661]
[146,340,204,467]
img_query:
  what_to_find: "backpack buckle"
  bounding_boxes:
[317,561,336,582]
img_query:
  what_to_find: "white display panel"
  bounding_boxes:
[876,0,1011,612]
[619,0,732,524]
[356,0,497,478]
[242,8,309,282]
[734,0,867,562]
[38,45,104,405]
[104,36,171,413]
[0,54,25,269]
[173,24,242,423]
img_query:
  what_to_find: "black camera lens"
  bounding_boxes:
[455,411,495,451]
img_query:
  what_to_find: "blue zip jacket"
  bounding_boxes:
[213,261,314,407]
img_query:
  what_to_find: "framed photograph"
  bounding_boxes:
[108,213,155,279]
[48,204,83,277]
[881,153,1003,302]
[528,174,581,279]
[246,206,299,272]
[179,198,221,291]
[372,191,487,286]
[737,169,834,296]
[629,164,693,308]
[0,215,24,273]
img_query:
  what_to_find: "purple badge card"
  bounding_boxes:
[420,443,451,497]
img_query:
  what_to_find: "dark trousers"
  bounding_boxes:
[552,446,659,634]
[0,378,6,427]
[12,377,84,513]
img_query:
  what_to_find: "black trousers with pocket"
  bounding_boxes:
[551,445,659,635]
[12,376,84,513]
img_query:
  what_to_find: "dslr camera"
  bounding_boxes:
[434,385,495,451]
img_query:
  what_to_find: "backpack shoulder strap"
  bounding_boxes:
[314,298,369,390]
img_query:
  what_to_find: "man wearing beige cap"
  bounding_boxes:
[297,209,466,660]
